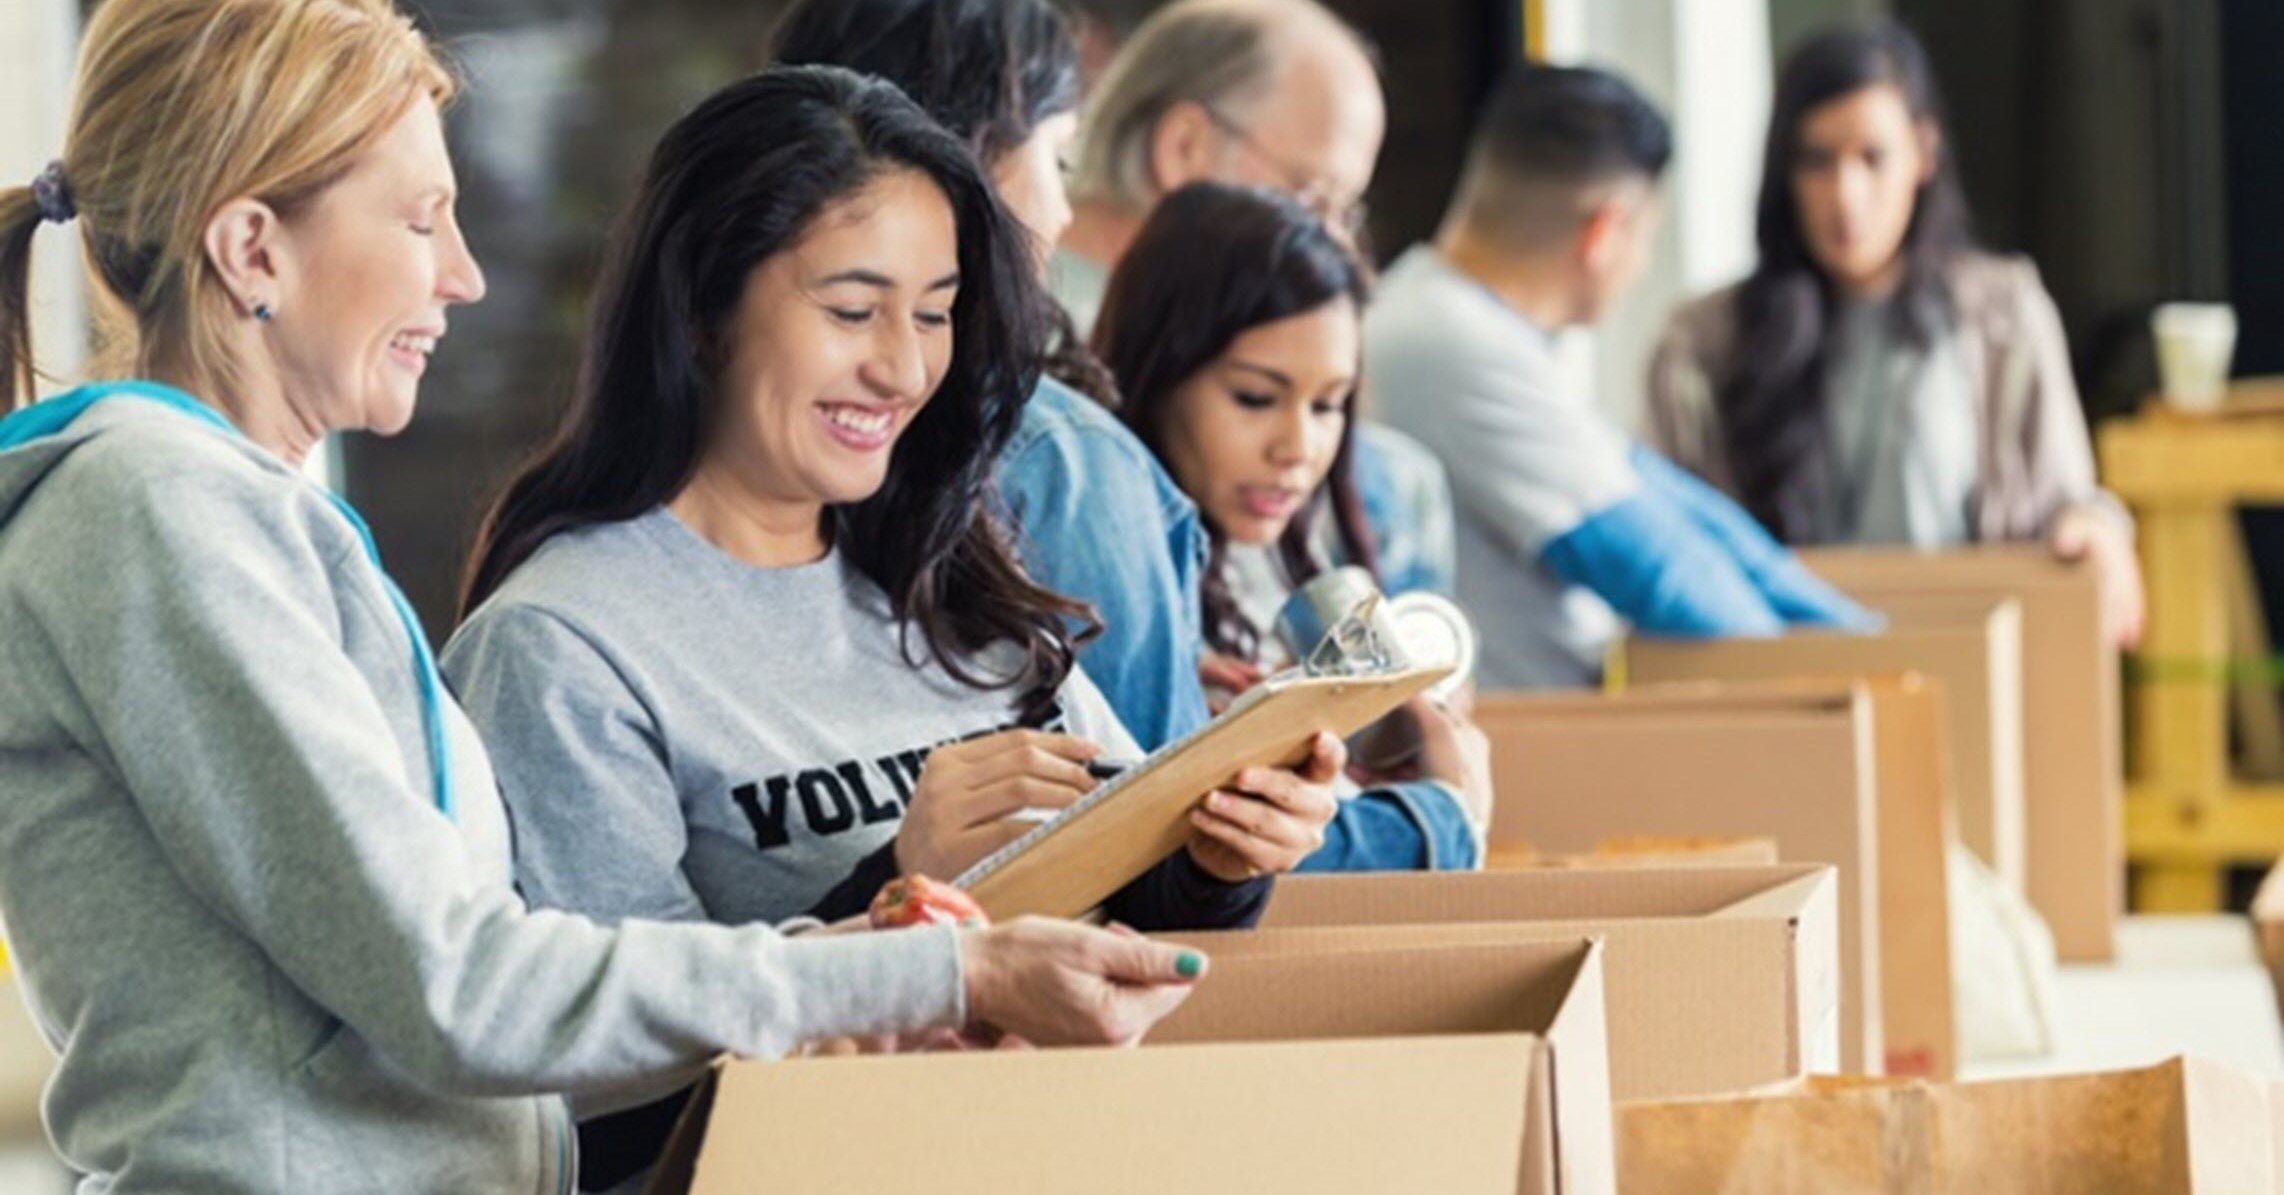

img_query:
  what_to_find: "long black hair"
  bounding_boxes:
[1717,20,1975,542]
[1093,182,1376,660]
[771,0,1116,404]
[462,65,1088,708]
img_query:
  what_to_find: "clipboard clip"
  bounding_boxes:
[1300,591,1409,678]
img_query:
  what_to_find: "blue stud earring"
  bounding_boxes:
[253,302,274,323]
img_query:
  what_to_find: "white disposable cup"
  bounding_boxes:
[2153,302,2238,412]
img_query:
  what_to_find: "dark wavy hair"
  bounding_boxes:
[1093,182,1376,659]
[461,65,1087,710]
[771,0,1115,405]
[1717,19,1975,542]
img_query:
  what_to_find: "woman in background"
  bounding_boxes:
[1646,20,2142,646]
[1096,182,1495,871]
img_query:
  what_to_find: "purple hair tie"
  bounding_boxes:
[30,160,75,225]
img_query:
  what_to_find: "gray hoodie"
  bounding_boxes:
[0,394,964,1194]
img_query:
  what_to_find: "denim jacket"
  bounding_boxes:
[996,377,1213,752]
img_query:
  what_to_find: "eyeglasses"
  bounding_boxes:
[1198,104,1371,239]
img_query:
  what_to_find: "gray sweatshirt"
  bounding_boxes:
[444,507,1142,934]
[0,397,964,1194]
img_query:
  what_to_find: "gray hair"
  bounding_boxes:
[1069,0,1286,211]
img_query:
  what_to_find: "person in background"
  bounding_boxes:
[1058,0,1457,599]
[0,5,1202,1191]
[1099,182,1493,869]
[1647,20,2143,647]
[447,64,1334,1190]
[1367,65,1876,691]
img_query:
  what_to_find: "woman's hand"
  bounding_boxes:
[957,917,1204,1046]
[1199,652,1265,715]
[897,730,1101,881]
[1184,731,1344,881]
[1409,697,1495,831]
[2049,504,2145,649]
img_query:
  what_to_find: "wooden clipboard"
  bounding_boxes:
[955,663,1454,920]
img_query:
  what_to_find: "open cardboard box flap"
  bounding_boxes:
[1469,680,1957,1079]
[1148,935,1614,1195]
[1801,546,2120,962]
[648,1036,1546,1195]
[649,937,1615,1195]
[1618,1055,2278,1194]
[1240,867,1838,1101]
[1621,599,2024,897]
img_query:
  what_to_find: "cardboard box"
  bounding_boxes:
[1146,934,1615,1195]
[1245,865,1841,1100]
[1472,681,1958,1078]
[1617,1056,2278,1193]
[1621,598,2025,894]
[1486,837,1783,870]
[649,938,1616,1195]
[647,1037,1550,1195]
[2255,858,2284,1014]
[1804,546,2123,962]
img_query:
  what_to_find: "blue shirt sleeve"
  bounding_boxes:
[996,392,1213,752]
[1626,444,1880,630]
[1542,491,1788,637]
[1297,782,1480,873]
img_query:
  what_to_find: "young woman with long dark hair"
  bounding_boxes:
[774,0,1208,752]
[1647,20,2142,644]
[1096,182,1493,869]
[772,0,1449,874]
[444,66,1337,1189]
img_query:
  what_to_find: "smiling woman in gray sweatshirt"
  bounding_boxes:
[0,7,1198,1193]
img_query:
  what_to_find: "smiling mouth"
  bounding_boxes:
[823,405,891,436]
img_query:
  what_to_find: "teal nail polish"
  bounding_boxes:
[1176,951,1204,979]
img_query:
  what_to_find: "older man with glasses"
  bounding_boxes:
[1051,0,1454,601]
[1055,0,1380,332]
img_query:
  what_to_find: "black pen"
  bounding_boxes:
[1085,759,1139,782]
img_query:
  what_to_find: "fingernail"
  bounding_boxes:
[1176,951,1204,979]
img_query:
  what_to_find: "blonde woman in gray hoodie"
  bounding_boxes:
[0,3,1205,1192]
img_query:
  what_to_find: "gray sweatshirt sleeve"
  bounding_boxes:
[442,605,709,926]
[19,455,964,1098]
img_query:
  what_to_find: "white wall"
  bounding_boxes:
[0,0,83,396]
[1537,0,1772,434]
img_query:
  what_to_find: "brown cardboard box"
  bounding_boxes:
[1621,600,2024,895]
[647,937,1618,1195]
[1241,865,1840,1100]
[1472,681,1958,1078]
[1487,837,1783,870]
[1803,546,2123,962]
[1617,1056,2278,1193]
[647,1036,1548,1195]
[2255,858,2284,1014]
[1145,935,1615,1195]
